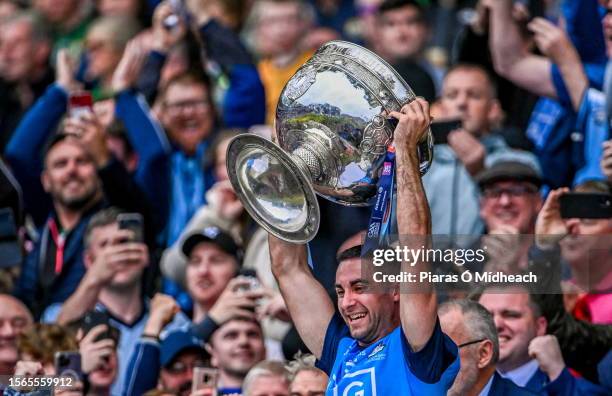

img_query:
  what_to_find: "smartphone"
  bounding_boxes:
[117,213,144,243]
[0,207,21,267]
[430,118,462,145]
[235,268,261,293]
[81,311,119,343]
[55,351,83,381]
[68,91,93,118]
[192,367,218,395]
[560,193,612,219]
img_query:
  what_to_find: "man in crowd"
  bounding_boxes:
[439,299,535,395]
[33,0,93,55]
[5,49,156,317]
[251,0,314,124]
[478,285,548,392]
[242,361,290,396]
[125,310,265,395]
[207,318,267,394]
[0,10,53,150]
[531,181,612,325]
[42,208,189,394]
[374,0,437,101]
[157,330,209,396]
[0,294,32,375]
[8,133,105,318]
[268,99,459,394]
[487,0,608,187]
[476,152,543,272]
[423,63,507,236]
[286,354,328,396]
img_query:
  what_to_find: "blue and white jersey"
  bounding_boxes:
[316,314,459,396]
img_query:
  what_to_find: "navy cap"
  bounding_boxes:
[160,330,208,367]
[181,226,242,261]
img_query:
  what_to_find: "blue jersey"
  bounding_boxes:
[317,314,459,395]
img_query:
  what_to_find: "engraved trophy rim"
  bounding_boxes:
[226,133,321,243]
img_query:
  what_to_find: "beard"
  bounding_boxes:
[54,180,100,211]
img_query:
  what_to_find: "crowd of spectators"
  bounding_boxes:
[0,0,610,395]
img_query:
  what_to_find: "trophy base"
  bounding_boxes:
[226,134,321,243]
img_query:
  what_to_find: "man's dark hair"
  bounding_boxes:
[470,282,543,318]
[83,206,125,249]
[42,132,80,162]
[378,0,424,17]
[160,71,212,103]
[337,245,362,264]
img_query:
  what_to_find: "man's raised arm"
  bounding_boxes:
[389,98,436,352]
[268,236,335,358]
[488,0,556,98]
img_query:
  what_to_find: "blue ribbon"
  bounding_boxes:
[362,145,396,256]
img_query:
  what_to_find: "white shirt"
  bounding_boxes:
[499,359,540,387]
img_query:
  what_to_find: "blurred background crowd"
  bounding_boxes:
[0,0,611,395]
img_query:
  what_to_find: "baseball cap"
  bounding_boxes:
[160,330,208,367]
[476,150,543,188]
[181,226,242,260]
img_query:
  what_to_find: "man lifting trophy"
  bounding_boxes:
[226,41,459,395]
[226,40,433,244]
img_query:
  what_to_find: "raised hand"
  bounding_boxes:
[144,293,181,338]
[63,111,110,167]
[529,335,565,381]
[56,49,79,92]
[388,97,431,152]
[528,18,575,64]
[448,129,486,176]
[152,0,187,52]
[208,277,268,324]
[535,188,570,250]
[79,325,116,374]
[111,40,147,93]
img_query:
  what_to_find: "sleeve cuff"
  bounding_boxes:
[545,367,572,393]
[191,315,220,343]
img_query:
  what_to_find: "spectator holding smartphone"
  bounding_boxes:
[78,324,118,396]
[41,208,189,395]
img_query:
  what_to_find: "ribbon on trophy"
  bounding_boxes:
[362,144,396,257]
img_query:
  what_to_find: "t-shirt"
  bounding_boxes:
[316,313,459,395]
[257,51,314,125]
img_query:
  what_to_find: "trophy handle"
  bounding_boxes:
[226,134,321,243]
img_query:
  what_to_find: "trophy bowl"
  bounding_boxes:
[227,41,433,243]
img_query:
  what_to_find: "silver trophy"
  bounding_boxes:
[226,41,433,243]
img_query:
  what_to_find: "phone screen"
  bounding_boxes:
[55,351,83,381]
[192,367,218,394]
[430,119,462,145]
[117,213,144,243]
[68,91,93,118]
[559,193,612,219]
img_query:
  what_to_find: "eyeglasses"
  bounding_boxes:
[165,360,207,375]
[458,338,487,348]
[482,185,537,199]
[164,99,210,112]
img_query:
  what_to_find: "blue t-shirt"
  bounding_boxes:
[316,314,459,395]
